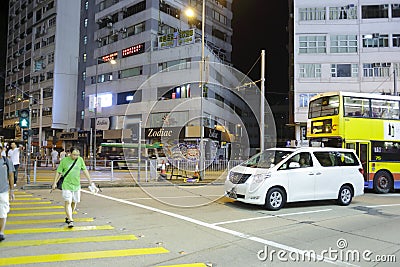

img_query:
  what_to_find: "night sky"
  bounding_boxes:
[0,0,289,98]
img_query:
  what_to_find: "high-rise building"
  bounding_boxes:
[4,0,81,147]
[292,0,400,140]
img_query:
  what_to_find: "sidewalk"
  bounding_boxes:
[17,165,226,190]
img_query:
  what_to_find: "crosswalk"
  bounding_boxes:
[0,190,208,266]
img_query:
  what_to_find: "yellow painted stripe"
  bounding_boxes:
[8,211,77,217]
[158,264,208,267]
[0,235,137,248]
[10,202,52,205]
[12,198,42,200]
[5,225,114,234]
[14,194,33,197]
[0,247,169,266]
[8,218,94,225]
[11,206,64,211]
[13,192,30,195]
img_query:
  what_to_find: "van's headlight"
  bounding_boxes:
[252,173,270,184]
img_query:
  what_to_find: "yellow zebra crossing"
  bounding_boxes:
[2,190,207,266]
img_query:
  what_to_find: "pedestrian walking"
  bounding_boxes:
[51,147,98,228]
[0,145,15,241]
[51,148,59,171]
[0,146,6,157]
[7,142,20,187]
[59,149,67,160]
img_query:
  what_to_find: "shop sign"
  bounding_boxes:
[96,118,110,130]
[59,132,78,140]
[205,127,221,141]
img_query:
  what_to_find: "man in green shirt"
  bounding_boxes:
[52,147,96,228]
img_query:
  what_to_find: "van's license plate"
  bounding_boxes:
[228,188,237,199]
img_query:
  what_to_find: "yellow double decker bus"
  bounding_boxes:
[307,91,400,193]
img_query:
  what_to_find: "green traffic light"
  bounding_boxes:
[19,118,29,128]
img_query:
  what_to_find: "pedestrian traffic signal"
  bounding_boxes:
[19,109,30,129]
[23,129,31,140]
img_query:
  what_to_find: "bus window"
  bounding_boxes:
[343,96,370,117]
[308,95,339,119]
[371,99,399,119]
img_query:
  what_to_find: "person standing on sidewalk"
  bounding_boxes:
[51,147,97,228]
[7,142,20,188]
[0,145,15,241]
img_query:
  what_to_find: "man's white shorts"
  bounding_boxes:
[62,189,81,203]
[0,192,10,218]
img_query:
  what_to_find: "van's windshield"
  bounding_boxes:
[241,150,293,168]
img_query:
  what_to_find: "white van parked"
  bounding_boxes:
[225,147,364,210]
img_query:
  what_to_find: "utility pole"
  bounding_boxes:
[260,50,266,152]
[38,87,43,155]
[394,68,398,96]
[26,95,33,184]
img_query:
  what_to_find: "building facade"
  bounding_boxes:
[293,0,400,140]
[4,0,81,149]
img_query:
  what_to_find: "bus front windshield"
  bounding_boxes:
[309,95,340,119]
[240,150,293,169]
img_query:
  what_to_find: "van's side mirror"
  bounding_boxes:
[289,162,300,168]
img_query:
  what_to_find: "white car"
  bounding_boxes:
[225,147,364,210]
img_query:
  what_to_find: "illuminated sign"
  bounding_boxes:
[122,43,145,58]
[101,52,118,63]
[158,29,195,49]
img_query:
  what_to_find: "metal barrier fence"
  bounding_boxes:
[22,158,244,183]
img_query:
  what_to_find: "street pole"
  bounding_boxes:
[26,95,33,184]
[38,87,43,156]
[260,50,265,152]
[199,0,206,180]
[94,58,98,171]
[394,68,398,96]
[138,121,142,182]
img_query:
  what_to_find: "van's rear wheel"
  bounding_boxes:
[373,171,392,194]
[337,185,353,206]
[264,188,286,211]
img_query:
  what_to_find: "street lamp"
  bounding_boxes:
[185,1,206,180]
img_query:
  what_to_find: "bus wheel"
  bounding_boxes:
[264,188,286,211]
[373,171,392,194]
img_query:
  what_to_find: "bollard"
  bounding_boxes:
[33,160,37,184]
[111,160,114,181]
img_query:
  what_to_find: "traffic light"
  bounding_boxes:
[23,129,31,140]
[19,109,29,129]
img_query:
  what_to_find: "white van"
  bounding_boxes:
[225,147,364,210]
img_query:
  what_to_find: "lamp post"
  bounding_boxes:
[93,57,99,171]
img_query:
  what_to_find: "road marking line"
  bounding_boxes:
[5,225,114,234]
[0,247,169,266]
[157,264,208,267]
[11,206,64,211]
[365,203,400,208]
[8,218,94,225]
[126,195,223,200]
[8,211,77,217]
[82,190,355,266]
[10,201,52,205]
[14,194,33,197]
[213,209,333,225]
[0,234,137,248]
[12,198,42,200]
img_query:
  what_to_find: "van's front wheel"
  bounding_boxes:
[264,188,286,211]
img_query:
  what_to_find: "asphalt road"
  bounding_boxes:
[1,186,399,266]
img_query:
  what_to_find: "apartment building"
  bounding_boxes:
[4,0,80,146]
[293,0,400,140]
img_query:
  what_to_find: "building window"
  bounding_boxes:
[362,34,389,48]
[119,66,143,79]
[83,53,87,62]
[84,18,88,28]
[117,91,142,105]
[123,22,145,38]
[47,52,54,64]
[213,10,227,25]
[158,58,191,72]
[299,7,326,21]
[299,93,317,108]
[393,4,400,17]
[123,1,146,19]
[393,34,400,47]
[82,71,86,81]
[48,17,56,27]
[330,35,357,53]
[159,0,180,19]
[299,36,326,53]
[362,5,389,19]
[85,1,89,10]
[363,63,391,77]
[83,35,88,45]
[329,5,357,20]
[299,64,321,78]
[81,110,85,120]
[331,64,358,77]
